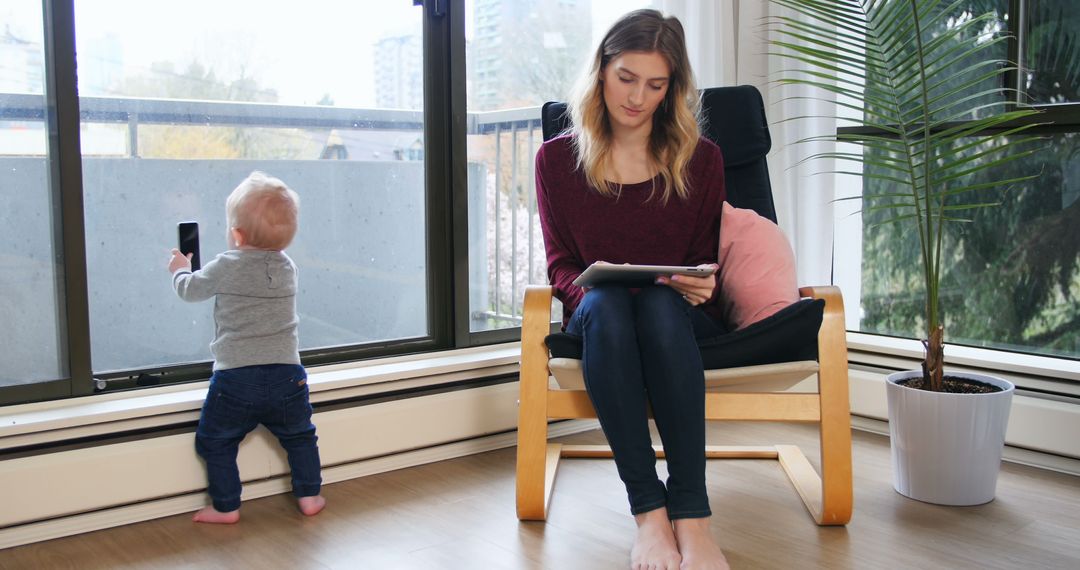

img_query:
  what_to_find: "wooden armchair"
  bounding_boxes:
[515,86,853,526]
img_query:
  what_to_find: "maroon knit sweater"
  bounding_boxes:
[535,134,727,326]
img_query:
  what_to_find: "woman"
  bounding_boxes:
[535,9,730,570]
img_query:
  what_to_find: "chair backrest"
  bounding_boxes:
[540,85,777,223]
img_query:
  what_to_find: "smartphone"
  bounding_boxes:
[178,221,201,271]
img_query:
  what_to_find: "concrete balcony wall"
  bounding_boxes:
[1,157,429,379]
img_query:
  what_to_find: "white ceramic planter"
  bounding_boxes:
[885,370,1014,506]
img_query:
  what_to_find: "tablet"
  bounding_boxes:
[572,263,717,287]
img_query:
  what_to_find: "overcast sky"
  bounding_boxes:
[2,1,650,107]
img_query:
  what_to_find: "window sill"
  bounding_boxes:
[0,344,521,451]
[846,332,1080,397]
[5,333,1075,451]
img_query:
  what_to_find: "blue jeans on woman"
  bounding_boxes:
[566,285,726,519]
[195,364,322,512]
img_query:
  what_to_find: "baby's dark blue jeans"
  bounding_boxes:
[195,363,321,512]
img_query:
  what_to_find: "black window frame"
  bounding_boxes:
[1008,0,1080,123]
[1,0,523,406]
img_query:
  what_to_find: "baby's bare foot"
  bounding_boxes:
[673,517,729,570]
[298,495,326,516]
[631,508,682,570]
[192,506,239,524]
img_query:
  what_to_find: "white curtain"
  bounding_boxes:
[658,0,848,290]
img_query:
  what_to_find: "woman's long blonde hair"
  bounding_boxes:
[567,9,701,203]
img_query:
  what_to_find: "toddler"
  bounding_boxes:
[169,171,324,524]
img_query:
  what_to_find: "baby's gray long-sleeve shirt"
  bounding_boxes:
[173,249,301,371]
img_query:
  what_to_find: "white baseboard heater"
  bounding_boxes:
[0,381,598,549]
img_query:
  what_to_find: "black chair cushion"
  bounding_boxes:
[545,298,824,369]
[699,86,771,168]
[541,101,570,142]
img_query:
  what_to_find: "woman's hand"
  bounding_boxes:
[581,260,614,294]
[655,263,719,306]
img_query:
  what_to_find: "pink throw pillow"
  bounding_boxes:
[717,202,800,330]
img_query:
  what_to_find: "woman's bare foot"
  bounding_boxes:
[631,507,682,570]
[673,517,729,570]
[192,506,239,524]
[298,495,326,516]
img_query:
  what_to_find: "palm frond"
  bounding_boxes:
[768,0,1045,349]
[932,173,1043,198]
[932,145,1044,186]
[932,132,1043,172]
[941,202,1002,211]
[868,212,922,229]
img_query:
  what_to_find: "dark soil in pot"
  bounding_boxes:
[897,375,1004,394]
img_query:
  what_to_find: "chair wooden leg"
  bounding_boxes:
[516,411,549,520]
[776,444,826,523]
[802,285,854,525]
[816,360,853,525]
[516,403,554,520]
[517,286,556,520]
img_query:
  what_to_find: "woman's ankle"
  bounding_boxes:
[673,515,711,531]
[634,506,671,527]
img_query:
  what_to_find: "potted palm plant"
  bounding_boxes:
[768,0,1043,504]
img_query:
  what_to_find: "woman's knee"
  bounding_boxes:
[576,285,635,327]
[633,287,693,340]
[635,285,684,311]
[571,286,637,354]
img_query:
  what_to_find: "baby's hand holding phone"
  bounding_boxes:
[177,221,201,271]
[168,248,193,273]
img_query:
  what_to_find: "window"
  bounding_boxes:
[0,1,66,388]
[839,0,1080,362]
[463,0,651,335]
[1,0,450,403]
[71,1,433,378]
[1022,0,1080,104]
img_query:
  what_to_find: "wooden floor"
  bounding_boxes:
[3,422,1078,569]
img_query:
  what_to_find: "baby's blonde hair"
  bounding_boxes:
[226,171,300,250]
